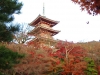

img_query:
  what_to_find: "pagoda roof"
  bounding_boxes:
[29,15,59,27]
[28,26,60,36]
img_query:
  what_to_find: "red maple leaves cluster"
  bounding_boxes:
[52,41,87,75]
[72,0,100,15]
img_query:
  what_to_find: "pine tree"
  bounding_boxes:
[0,45,24,75]
[0,0,23,42]
[84,57,98,75]
[0,0,23,22]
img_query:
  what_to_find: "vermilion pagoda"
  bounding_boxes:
[28,15,60,48]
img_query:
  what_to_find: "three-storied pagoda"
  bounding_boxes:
[28,15,60,49]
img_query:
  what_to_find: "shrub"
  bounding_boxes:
[0,45,24,75]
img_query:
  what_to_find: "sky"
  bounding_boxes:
[14,0,100,42]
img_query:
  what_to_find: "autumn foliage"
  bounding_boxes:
[52,41,87,75]
[0,41,100,75]
[72,0,100,15]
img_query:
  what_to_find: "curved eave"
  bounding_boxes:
[40,26,60,35]
[29,15,59,27]
[28,26,60,36]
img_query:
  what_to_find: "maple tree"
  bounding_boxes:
[72,0,100,15]
[52,41,87,75]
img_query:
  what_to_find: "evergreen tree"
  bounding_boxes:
[0,0,23,42]
[0,23,20,42]
[85,57,98,75]
[0,45,24,75]
[0,0,23,22]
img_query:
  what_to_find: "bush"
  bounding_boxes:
[0,45,24,74]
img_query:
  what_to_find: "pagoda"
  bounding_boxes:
[28,15,60,49]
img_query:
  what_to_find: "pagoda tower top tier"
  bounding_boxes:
[29,15,59,27]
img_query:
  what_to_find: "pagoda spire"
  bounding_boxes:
[43,2,45,16]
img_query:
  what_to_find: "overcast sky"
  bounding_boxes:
[14,0,100,42]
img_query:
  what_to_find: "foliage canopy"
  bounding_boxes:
[72,0,100,15]
[0,0,23,42]
[0,0,23,23]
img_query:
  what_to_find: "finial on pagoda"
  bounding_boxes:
[43,2,45,16]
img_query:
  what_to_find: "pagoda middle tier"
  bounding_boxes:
[29,25,60,39]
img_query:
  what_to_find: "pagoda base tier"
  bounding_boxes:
[29,37,57,50]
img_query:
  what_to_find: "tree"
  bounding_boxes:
[13,23,33,44]
[0,23,19,42]
[0,0,23,42]
[0,0,23,23]
[84,57,98,75]
[0,45,24,75]
[47,41,87,75]
[12,44,54,75]
[72,0,100,15]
